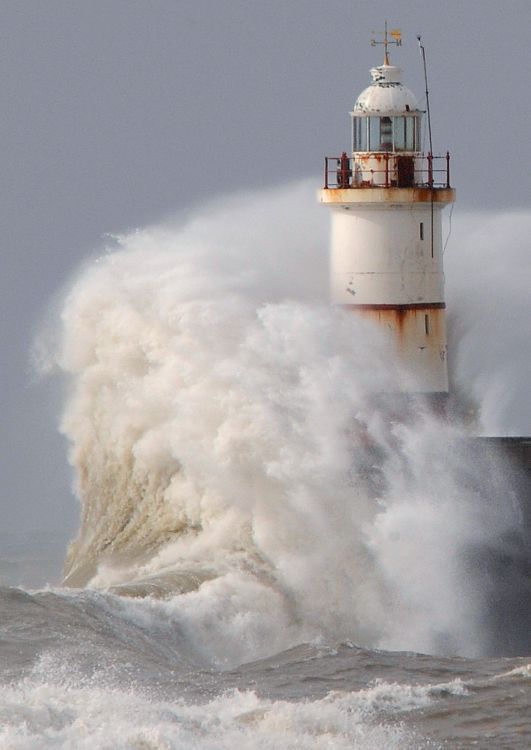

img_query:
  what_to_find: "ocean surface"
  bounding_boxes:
[1,531,530,750]
[3,185,530,748]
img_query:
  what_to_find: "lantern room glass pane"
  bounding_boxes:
[352,117,368,151]
[405,117,414,150]
[393,117,406,151]
[415,117,421,151]
[368,117,380,150]
[360,118,367,150]
[380,117,393,151]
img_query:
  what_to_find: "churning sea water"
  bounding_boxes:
[2,182,530,748]
[1,568,530,749]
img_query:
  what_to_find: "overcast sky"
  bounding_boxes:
[1,0,530,534]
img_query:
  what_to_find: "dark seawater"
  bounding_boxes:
[0,538,530,750]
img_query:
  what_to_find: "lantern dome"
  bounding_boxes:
[353,64,420,116]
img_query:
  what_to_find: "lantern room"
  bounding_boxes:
[351,64,422,154]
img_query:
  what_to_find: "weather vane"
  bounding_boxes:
[370,21,402,65]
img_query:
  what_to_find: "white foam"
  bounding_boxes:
[42,181,527,662]
[0,670,448,750]
[495,663,531,680]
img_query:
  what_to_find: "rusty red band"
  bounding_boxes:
[340,303,446,310]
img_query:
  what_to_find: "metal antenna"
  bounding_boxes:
[371,21,401,65]
[417,35,433,157]
[417,35,435,258]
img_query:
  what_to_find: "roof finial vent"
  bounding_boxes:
[371,21,401,65]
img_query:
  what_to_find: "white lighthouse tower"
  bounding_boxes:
[319,28,455,400]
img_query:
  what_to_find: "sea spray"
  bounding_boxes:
[446,211,531,435]
[46,181,527,661]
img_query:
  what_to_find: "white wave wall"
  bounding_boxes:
[45,181,527,660]
[445,211,531,435]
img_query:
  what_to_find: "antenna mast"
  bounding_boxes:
[417,35,433,157]
[417,35,435,258]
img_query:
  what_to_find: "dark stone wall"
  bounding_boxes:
[467,437,531,656]
[473,437,531,472]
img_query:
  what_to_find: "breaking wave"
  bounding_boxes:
[41,181,530,661]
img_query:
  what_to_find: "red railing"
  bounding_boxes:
[323,152,451,189]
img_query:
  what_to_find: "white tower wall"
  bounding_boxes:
[329,202,445,305]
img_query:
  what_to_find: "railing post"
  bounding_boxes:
[385,152,389,188]
[338,152,350,188]
[428,152,433,188]
[324,157,328,189]
[446,151,450,188]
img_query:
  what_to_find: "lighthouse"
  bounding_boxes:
[319,28,455,400]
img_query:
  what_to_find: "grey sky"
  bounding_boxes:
[1,0,530,533]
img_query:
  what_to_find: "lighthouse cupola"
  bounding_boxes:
[351,64,423,188]
[319,29,456,398]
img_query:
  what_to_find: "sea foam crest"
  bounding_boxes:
[45,181,526,661]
